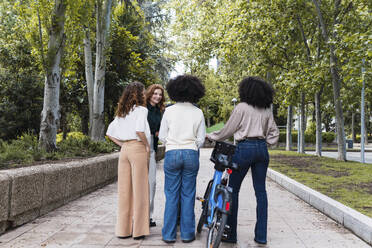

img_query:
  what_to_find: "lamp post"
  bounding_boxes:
[232,98,237,108]
[361,59,365,163]
[232,98,237,144]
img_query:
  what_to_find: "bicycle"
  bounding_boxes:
[197,141,239,248]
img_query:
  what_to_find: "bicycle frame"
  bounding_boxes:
[206,168,233,227]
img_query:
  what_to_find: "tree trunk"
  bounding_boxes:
[84,28,94,136]
[39,0,67,151]
[91,0,113,141]
[312,0,346,160]
[299,92,306,153]
[315,92,322,156]
[351,112,356,143]
[286,105,293,151]
[204,107,211,128]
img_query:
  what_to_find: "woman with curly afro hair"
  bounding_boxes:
[207,76,279,245]
[159,75,206,243]
[106,81,151,240]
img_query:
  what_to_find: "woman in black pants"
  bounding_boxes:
[207,76,279,245]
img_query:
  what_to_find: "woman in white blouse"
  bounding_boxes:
[159,75,206,244]
[106,81,151,240]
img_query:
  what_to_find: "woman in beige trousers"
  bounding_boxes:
[106,81,151,240]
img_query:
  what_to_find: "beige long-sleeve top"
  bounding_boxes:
[208,102,279,145]
[159,102,206,152]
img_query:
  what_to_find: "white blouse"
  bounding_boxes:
[106,106,151,143]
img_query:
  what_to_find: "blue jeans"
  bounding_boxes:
[227,139,269,243]
[162,149,199,241]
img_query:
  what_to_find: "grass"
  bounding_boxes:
[206,122,224,133]
[268,150,372,217]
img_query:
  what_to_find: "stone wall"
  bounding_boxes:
[0,145,166,235]
[0,153,119,234]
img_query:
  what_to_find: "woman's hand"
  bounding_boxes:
[136,131,151,153]
[107,135,123,147]
[205,134,212,141]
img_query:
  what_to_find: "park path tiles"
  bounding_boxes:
[0,148,369,248]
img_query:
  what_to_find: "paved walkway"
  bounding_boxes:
[306,151,372,164]
[0,149,369,248]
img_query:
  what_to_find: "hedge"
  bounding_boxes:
[279,130,336,144]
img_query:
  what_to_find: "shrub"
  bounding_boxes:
[0,133,44,168]
[279,130,336,144]
[0,132,116,169]
[322,132,336,143]
[56,131,86,143]
[279,130,297,143]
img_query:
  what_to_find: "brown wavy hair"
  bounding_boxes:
[115,81,145,117]
[145,84,165,111]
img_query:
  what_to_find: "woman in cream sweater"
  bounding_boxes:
[159,75,206,244]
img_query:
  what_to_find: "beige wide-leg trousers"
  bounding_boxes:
[115,140,150,238]
[149,136,157,219]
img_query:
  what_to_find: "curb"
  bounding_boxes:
[267,168,372,245]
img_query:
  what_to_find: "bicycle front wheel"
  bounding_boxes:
[206,210,228,248]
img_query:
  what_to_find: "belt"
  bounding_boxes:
[122,139,138,143]
[238,137,262,143]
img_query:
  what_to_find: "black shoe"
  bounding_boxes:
[182,237,195,243]
[133,235,145,240]
[254,238,267,245]
[117,235,132,239]
[162,239,176,243]
[221,237,237,244]
[150,218,156,227]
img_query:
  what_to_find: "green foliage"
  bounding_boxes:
[56,131,86,143]
[0,1,43,140]
[0,0,172,140]
[0,132,116,169]
[168,0,371,132]
[322,132,336,143]
[278,130,335,144]
[348,134,372,143]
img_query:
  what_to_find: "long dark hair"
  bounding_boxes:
[115,81,145,117]
[239,76,274,109]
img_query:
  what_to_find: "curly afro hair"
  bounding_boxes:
[166,75,205,103]
[239,76,274,109]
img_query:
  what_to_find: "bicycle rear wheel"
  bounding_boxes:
[206,210,228,248]
[197,180,213,233]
